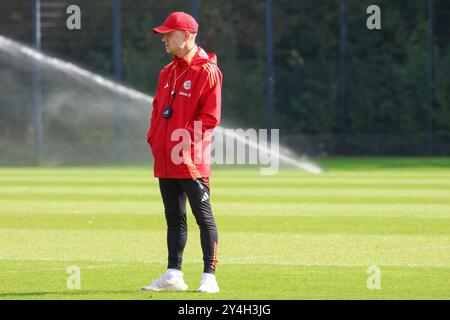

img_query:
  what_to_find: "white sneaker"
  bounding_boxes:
[197,273,220,293]
[141,269,188,291]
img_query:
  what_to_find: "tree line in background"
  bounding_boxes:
[0,0,449,155]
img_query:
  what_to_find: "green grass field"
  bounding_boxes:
[0,157,449,300]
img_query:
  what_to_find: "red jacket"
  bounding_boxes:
[147,47,222,179]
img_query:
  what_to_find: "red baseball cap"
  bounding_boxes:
[152,12,199,34]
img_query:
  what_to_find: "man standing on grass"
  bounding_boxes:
[142,12,222,293]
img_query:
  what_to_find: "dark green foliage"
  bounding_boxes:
[0,0,449,155]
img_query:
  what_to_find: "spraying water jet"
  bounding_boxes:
[0,34,322,173]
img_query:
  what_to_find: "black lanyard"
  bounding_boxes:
[168,65,190,105]
[162,65,190,119]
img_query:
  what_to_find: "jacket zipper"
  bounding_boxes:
[163,86,169,177]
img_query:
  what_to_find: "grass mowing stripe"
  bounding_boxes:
[0,172,450,180]
[0,200,163,215]
[2,170,450,179]
[1,193,450,204]
[1,213,449,236]
[2,186,450,197]
[2,180,450,189]
[1,201,450,219]
[1,229,449,267]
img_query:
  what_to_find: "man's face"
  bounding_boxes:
[162,30,187,55]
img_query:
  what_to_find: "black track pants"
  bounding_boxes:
[158,178,218,274]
